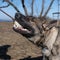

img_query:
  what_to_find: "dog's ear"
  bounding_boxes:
[15,13,21,20]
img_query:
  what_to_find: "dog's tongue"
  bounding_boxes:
[19,28,31,33]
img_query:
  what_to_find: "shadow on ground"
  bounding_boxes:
[20,56,43,60]
[0,45,11,60]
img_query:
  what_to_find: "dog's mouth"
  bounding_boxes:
[13,20,35,38]
[18,26,31,33]
[13,22,31,33]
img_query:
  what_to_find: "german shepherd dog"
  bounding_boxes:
[13,12,60,60]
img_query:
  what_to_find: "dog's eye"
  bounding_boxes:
[15,13,21,19]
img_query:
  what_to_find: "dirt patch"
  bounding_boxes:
[0,22,42,60]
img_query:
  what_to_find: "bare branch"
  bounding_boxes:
[40,0,44,17]
[4,0,20,12]
[31,0,34,16]
[43,0,54,17]
[0,8,15,21]
[0,4,10,8]
[21,0,28,16]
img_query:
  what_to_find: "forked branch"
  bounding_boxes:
[31,0,34,16]
[43,0,54,17]
[21,0,28,16]
[0,8,15,21]
[0,4,10,8]
[40,0,44,17]
[4,0,20,12]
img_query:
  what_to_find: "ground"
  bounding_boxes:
[0,22,42,60]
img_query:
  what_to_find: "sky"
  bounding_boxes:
[0,0,59,21]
